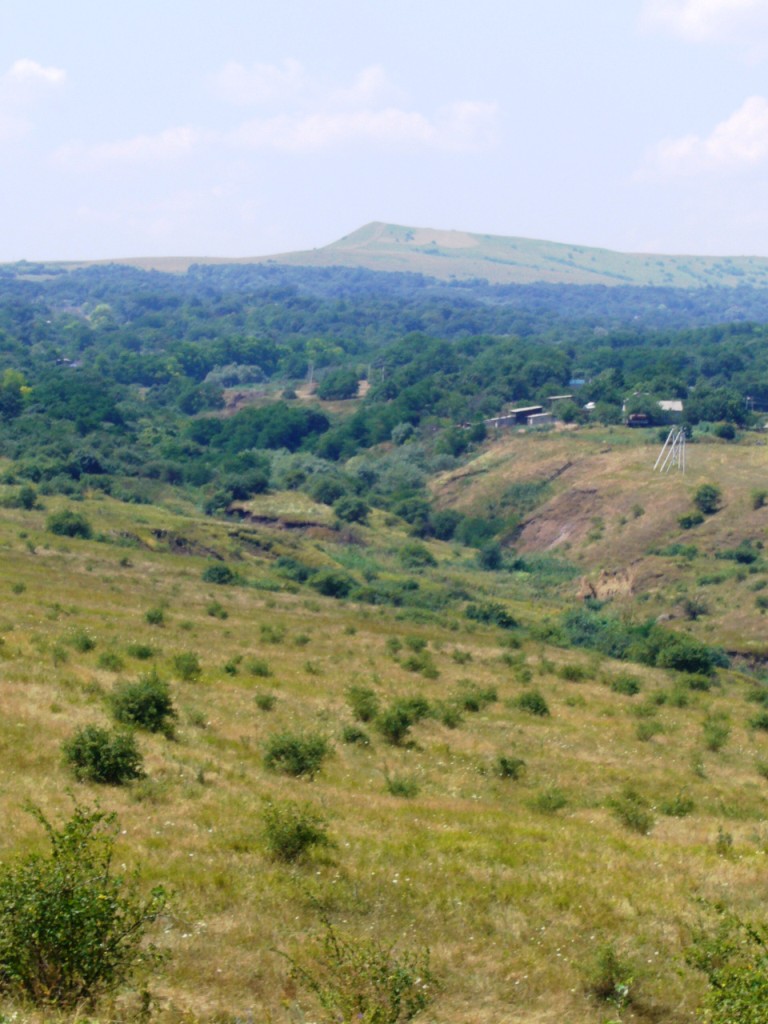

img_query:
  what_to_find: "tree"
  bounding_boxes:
[0,802,167,1007]
[694,483,722,515]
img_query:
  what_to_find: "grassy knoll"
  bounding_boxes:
[0,472,767,1023]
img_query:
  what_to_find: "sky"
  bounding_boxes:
[5,0,768,261]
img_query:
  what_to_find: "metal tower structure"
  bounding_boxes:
[654,427,686,473]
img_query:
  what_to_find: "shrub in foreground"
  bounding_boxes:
[46,509,92,539]
[261,799,332,862]
[109,671,177,736]
[687,905,768,1024]
[0,802,167,1007]
[283,916,436,1024]
[63,725,144,785]
[264,731,331,779]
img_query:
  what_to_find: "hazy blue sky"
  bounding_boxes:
[5,0,768,260]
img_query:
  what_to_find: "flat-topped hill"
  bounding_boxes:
[17,220,768,287]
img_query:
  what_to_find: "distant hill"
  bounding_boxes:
[24,220,768,288]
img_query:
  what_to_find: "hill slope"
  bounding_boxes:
[28,220,768,287]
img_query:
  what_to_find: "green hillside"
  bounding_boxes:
[26,220,768,287]
[1,458,768,1024]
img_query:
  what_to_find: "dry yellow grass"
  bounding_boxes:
[0,476,767,1023]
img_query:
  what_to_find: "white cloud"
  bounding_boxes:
[230,99,497,154]
[642,95,768,175]
[54,126,201,168]
[642,0,768,41]
[210,59,304,106]
[4,58,66,87]
[329,65,399,108]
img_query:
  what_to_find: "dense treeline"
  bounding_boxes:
[1,260,768,535]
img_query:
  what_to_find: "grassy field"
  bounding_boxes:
[1,435,768,1023]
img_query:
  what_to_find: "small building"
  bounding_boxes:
[527,412,555,427]
[484,404,544,430]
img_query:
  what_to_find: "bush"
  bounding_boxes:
[694,483,722,515]
[517,690,550,717]
[345,685,380,722]
[144,606,165,626]
[172,651,201,681]
[687,906,768,1024]
[46,509,92,539]
[109,671,177,736]
[201,563,236,585]
[679,511,705,530]
[341,724,370,746]
[529,786,567,813]
[385,773,419,798]
[282,916,436,1024]
[264,732,331,779]
[97,650,124,672]
[495,755,526,779]
[610,673,641,696]
[254,690,277,711]
[704,713,731,752]
[63,725,144,785]
[261,799,331,862]
[583,942,633,1010]
[0,802,167,1007]
[659,790,695,817]
[333,495,370,524]
[608,786,654,834]
[126,642,155,660]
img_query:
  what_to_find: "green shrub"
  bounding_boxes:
[435,702,463,729]
[399,542,437,569]
[144,606,165,626]
[46,509,92,539]
[694,483,723,515]
[282,917,436,1024]
[260,623,286,644]
[172,651,201,681]
[206,599,228,619]
[126,642,155,660]
[559,663,588,682]
[333,495,370,524]
[496,755,526,780]
[310,569,354,599]
[254,691,277,711]
[528,786,567,813]
[517,690,550,717]
[0,802,167,1007]
[376,705,414,746]
[456,683,498,712]
[659,790,695,817]
[109,671,176,736]
[264,732,331,779]
[385,773,419,798]
[679,511,705,530]
[608,786,654,834]
[246,656,272,677]
[704,713,731,752]
[583,942,633,1010]
[752,489,768,510]
[261,799,331,862]
[687,906,768,1024]
[610,673,641,696]
[97,651,124,673]
[66,626,96,653]
[201,563,236,585]
[63,725,144,785]
[341,725,370,746]
[635,719,664,742]
[346,685,380,722]
[465,601,517,629]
